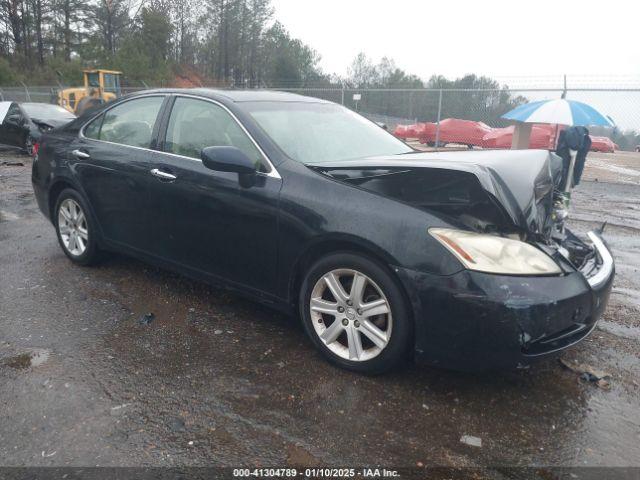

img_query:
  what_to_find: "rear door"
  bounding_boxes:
[144,95,282,296]
[69,95,167,250]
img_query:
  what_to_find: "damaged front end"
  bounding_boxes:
[309,150,615,369]
[309,149,612,291]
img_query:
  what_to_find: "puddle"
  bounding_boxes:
[0,210,20,222]
[4,349,50,369]
[590,160,640,178]
[611,287,640,309]
[597,321,640,341]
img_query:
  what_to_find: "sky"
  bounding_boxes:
[270,0,640,86]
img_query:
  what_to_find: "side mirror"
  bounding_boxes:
[201,146,256,175]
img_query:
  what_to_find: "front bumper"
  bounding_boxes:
[396,231,614,371]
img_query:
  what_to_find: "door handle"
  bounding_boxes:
[150,168,177,181]
[72,149,90,159]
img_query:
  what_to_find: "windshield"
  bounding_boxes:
[103,73,121,94]
[244,102,412,164]
[87,72,100,88]
[22,103,76,120]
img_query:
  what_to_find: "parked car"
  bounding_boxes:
[395,120,491,148]
[393,122,423,139]
[32,89,614,373]
[481,124,561,150]
[589,136,615,153]
[432,118,492,148]
[0,101,76,155]
[416,122,438,145]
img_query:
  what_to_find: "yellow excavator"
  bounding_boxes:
[56,69,122,116]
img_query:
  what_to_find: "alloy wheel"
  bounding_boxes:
[58,198,89,257]
[309,268,392,362]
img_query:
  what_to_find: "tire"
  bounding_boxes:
[53,188,101,265]
[23,134,35,156]
[299,252,412,374]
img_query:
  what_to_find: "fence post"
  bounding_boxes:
[409,91,414,120]
[341,86,345,106]
[21,82,31,102]
[435,89,443,151]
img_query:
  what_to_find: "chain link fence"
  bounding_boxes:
[278,87,640,152]
[2,85,639,151]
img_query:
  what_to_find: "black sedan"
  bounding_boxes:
[0,101,76,155]
[31,89,614,373]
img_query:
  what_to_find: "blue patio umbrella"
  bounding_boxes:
[501,98,614,127]
[502,98,614,195]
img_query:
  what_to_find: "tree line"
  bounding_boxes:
[0,0,531,96]
[0,0,529,129]
[0,0,326,87]
[1,1,635,148]
[342,53,528,127]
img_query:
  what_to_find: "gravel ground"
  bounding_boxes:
[0,147,639,473]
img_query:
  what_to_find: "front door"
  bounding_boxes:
[145,96,282,296]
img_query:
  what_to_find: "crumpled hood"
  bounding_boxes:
[308,149,564,238]
[32,117,74,129]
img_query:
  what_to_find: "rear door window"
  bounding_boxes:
[89,96,164,148]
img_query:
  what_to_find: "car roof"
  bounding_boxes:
[129,88,332,104]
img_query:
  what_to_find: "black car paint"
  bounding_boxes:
[31,89,614,371]
[0,102,74,151]
[309,149,562,241]
[397,265,613,370]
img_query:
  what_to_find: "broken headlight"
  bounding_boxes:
[429,228,561,275]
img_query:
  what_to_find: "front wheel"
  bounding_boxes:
[300,253,412,374]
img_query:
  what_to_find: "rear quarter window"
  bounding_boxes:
[83,115,103,139]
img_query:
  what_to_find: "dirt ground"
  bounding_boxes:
[0,147,639,475]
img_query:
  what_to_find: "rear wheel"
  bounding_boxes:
[54,189,100,265]
[300,253,412,374]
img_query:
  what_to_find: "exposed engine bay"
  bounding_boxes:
[309,149,604,278]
